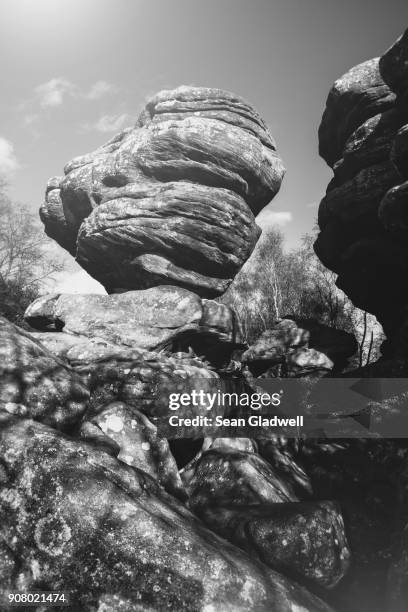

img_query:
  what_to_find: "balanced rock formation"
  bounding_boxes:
[40,86,284,297]
[6,83,358,611]
[315,29,408,358]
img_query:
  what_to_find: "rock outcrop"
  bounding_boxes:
[0,316,89,429]
[187,442,350,589]
[40,86,284,297]
[0,417,333,612]
[1,81,362,611]
[25,286,244,365]
[241,318,346,376]
[315,29,408,358]
[289,318,358,370]
[313,34,408,609]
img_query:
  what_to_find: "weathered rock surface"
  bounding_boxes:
[188,446,298,507]
[188,443,350,589]
[198,501,350,589]
[0,316,89,429]
[241,319,336,376]
[81,401,186,500]
[77,349,219,421]
[315,28,408,358]
[241,319,309,372]
[0,417,333,612]
[318,58,396,167]
[285,348,334,376]
[25,286,244,364]
[40,86,285,296]
[288,318,358,370]
[28,331,124,364]
[256,438,313,498]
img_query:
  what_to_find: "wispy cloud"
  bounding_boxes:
[84,113,131,133]
[0,137,19,175]
[84,80,119,100]
[257,210,293,227]
[25,78,119,113]
[34,77,77,108]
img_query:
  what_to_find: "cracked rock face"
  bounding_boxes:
[315,29,408,357]
[40,86,285,297]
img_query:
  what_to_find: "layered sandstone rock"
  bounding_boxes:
[25,286,244,363]
[40,86,284,297]
[5,81,363,611]
[315,29,408,358]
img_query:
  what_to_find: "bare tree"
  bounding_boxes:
[221,227,288,341]
[0,182,64,325]
[222,227,384,366]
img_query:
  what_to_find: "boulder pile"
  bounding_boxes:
[5,69,404,610]
[1,86,350,611]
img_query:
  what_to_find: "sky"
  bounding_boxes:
[0,0,407,293]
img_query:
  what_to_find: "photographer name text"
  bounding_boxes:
[168,414,304,428]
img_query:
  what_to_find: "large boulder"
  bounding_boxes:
[187,445,298,507]
[0,316,89,430]
[188,443,350,589]
[241,319,337,376]
[24,286,245,364]
[318,58,396,167]
[197,502,350,590]
[0,417,333,612]
[241,319,309,374]
[314,29,408,358]
[40,86,285,297]
[287,318,358,370]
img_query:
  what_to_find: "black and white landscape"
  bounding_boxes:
[1,2,408,611]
